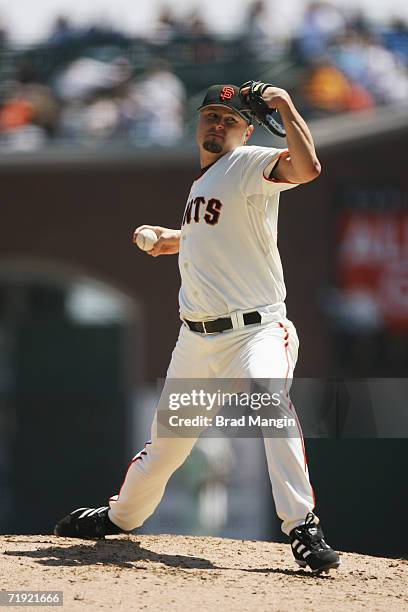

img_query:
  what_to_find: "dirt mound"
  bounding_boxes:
[0,534,406,611]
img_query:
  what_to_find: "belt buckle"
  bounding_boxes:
[202,320,218,335]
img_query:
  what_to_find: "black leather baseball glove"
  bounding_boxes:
[240,81,286,138]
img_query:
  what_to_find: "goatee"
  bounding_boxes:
[203,140,222,154]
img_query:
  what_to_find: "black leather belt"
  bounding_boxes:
[184,311,262,334]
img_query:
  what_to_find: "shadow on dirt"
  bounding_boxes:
[242,567,333,579]
[3,537,325,577]
[3,538,216,570]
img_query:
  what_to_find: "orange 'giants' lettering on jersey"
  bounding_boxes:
[194,196,205,222]
[182,197,223,226]
[204,198,223,225]
[182,199,194,225]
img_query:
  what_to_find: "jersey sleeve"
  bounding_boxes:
[240,146,299,198]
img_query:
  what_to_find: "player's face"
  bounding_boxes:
[197,106,252,155]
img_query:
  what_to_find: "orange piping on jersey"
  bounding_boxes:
[279,321,314,501]
[279,322,290,392]
[289,400,308,473]
[289,399,315,505]
[109,440,152,503]
[289,398,316,506]
[263,150,298,184]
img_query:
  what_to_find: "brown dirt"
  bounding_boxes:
[0,534,407,611]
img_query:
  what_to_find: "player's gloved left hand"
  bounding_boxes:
[239,81,286,138]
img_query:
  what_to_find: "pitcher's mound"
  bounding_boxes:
[0,534,406,611]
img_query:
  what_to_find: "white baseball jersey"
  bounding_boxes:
[178,145,298,321]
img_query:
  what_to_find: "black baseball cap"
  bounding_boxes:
[197,84,252,123]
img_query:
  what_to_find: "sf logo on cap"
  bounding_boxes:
[220,86,234,101]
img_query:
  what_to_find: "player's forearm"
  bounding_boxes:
[278,99,320,182]
[260,85,320,183]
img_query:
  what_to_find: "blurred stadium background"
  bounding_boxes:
[0,1,407,557]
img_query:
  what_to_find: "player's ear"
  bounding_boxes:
[245,124,254,143]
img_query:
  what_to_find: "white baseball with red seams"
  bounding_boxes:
[135,228,158,251]
[108,144,316,536]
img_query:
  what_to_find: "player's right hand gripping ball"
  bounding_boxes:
[240,81,286,138]
[135,228,158,252]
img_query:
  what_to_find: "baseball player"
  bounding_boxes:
[54,83,340,574]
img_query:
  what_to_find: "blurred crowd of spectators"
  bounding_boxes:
[294,3,408,114]
[0,1,407,152]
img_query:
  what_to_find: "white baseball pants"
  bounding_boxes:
[108,319,315,535]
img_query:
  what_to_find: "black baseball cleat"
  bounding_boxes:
[54,506,123,540]
[289,512,341,574]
